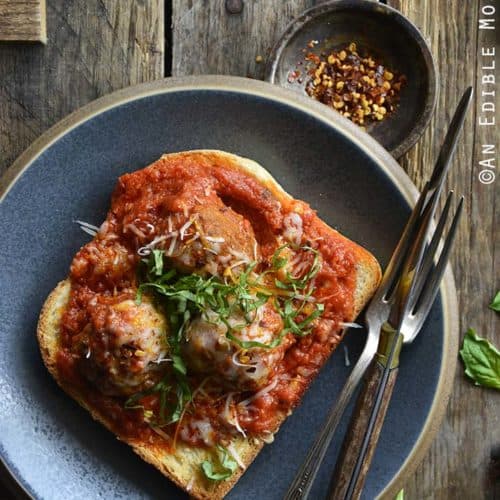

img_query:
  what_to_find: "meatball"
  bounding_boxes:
[75,298,169,396]
[71,241,136,289]
[169,204,258,276]
[181,302,288,391]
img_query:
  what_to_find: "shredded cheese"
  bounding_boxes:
[74,220,99,236]
[205,236,225,243]
[179,218,195,240]
[222,393,247,438]
[203,246,218,255]
[184,233,200,245]
[339,322,363,329]
[137,235,168,256]
[260,432,275,444]
[231,350,257,368]
[283,212,303,246]
[151,426,171,442]
[229,248,251,263]
[223,392,234,423]
[167,235,178,256]
[153,355,172,364]
[239,377,278,407]
[343,345,351,367]
[227,442,245,470]
[124,223,146,239]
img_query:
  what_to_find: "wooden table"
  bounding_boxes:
[0,1,498,498]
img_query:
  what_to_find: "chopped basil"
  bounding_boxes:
[271,244,289,270]
[460,328,500,390]
[136,245,324,351]
[489,291,500,312]
[170,379,191,423]
[271,245,321,291]
[127,244,326,425]
[171,353,187,376]
[201,445,238,481]
[226,330,286,350]
[152,249,164,276]
[123,369,191,426]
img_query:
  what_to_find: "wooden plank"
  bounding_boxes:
[0,0,46,43]
[172,0,316,79]
[387,2,500,499]
[172,1,498,499]
[0,0,164,175]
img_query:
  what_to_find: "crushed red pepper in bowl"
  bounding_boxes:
[303,42,406,126]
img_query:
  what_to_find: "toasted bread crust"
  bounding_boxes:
[37,150,381,499]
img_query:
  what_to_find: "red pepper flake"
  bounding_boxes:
[288,69,301,83]
[302,41,406,126]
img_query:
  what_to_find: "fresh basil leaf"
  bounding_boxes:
[271,244,289,270]
[169,385,185,423]
[201,446,238,481]
[124,381,164,408]
[219,446,238,473]
[172,353,187,375]
[201,461,233,481]
[394,490,404,500]
[460,328,500,389]
[158,268,176,284]
[138,244,325,373]
[298,303,325,327]
[274,279,290,290]
[133,242,330,430]
[273,256,287,269]
[124,395,145,410]
[489,291,500,312]
[152,249,164,276]
[226,331,275,349]
[135,286,143,305]
[125,377,174,425]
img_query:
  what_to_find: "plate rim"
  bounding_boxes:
[0,75,458,500]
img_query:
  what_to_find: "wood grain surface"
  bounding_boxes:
[0,0,46,43]
[0,0,164,174]
[0,1,498,499]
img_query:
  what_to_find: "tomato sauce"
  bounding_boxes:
[57,152,357,447]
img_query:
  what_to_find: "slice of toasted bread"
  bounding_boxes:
[37,150,381,499]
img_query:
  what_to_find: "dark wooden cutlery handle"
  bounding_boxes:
[328,360,399,500]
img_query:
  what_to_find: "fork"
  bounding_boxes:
[284,87,472,500]
[327,188,463,499]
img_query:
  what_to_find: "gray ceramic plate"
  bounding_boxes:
[0,76,457,500]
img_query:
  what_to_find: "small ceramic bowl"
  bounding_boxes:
[265,0,438,158]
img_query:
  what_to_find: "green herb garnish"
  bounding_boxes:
[152,248,165,276]
[127,244,325,426]
[124,375,191,426]
[278,245,321,291]
[136,245,323,350]
[460,328,500,390]
[489,291,500,312]
[201,445,238,481]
